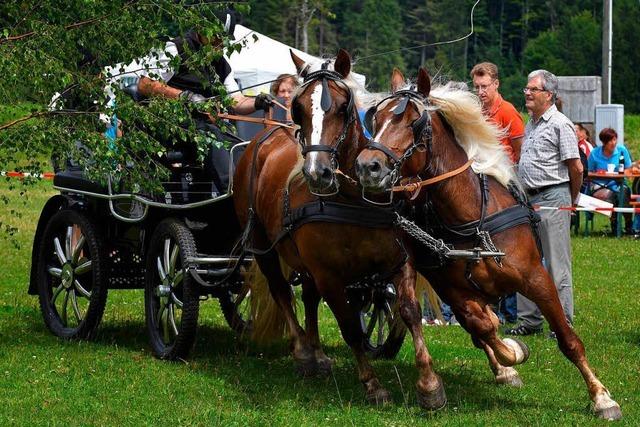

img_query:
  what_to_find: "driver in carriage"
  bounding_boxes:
[104,9,275,194]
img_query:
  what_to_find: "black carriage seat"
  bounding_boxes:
[53,168,108,195]
[234,97,288,141]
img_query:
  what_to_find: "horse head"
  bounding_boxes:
[290,49,360,196]
[356,68,434,195]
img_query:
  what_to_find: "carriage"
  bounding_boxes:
[26,111,404,361]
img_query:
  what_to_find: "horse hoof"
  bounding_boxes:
[495,368,524,388]
[595,404,622,421]
[417,381,447,411]
[503,337,530,364]
[295,359,318,378]
[593,393,622,421]
[366,388,393,406]
[316,357,333,377]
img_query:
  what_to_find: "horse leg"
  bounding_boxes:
[396,263,446,410]
[447,292,530,368]
[479,341,523,387]
[446,295,524,387]
[300,277,333,375]
[523,266,622,420]
[254,253,316,375]
[317,275,392,406]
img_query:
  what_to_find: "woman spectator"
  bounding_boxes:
[270,74,299,121]
[588,127,633,234]
[575,124,593,190]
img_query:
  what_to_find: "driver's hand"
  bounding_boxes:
[254,93,275,111]
[180,90,207,104]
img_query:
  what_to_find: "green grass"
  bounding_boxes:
[1,180,639,426]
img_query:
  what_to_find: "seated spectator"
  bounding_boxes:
[588,127,633,234]
[575,123,593,191]
[270,74,299,121]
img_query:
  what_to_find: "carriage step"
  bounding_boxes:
[188,255,254,265]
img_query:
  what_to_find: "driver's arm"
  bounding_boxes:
[137,76,182,99]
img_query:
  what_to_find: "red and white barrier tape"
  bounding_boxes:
[534,205,640,214]
[1,171,54,180]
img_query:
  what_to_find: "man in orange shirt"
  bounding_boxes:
[471,62,525,163]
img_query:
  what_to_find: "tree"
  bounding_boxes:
[0,1,247,190]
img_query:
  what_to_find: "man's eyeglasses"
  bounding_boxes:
[473,80,495,93]
[522,86,547,94]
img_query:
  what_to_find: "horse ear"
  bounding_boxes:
[334,49,351,78]
[417,67,431,97]
[390,68,405,93]
[290,50,308,77]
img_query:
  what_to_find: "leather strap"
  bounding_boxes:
[393,158,474,196]
[212,112,296,129]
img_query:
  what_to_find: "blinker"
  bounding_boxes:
[394,96,410,116]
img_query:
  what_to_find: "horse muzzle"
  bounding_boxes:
[302,157,338,195]
[355,156,394,193]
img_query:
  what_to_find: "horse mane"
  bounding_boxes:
[428,83,516,187]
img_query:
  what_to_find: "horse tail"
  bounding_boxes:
[246,259,292,345]
[415,274,444,323]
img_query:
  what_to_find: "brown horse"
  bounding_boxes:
[355,68,622,420]
[233,50,446,409]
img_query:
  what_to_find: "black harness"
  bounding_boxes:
[363,89,543,284]
[363,90,433,187]
[292,63,357,169]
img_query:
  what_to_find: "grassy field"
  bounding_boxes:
[0,180,638,426]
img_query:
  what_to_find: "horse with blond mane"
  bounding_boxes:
[355,67,622,420]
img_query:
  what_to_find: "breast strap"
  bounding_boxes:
[435,204,536,244]
[283,200,397,231]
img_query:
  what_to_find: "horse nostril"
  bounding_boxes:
[370,160,381,173]
[320,166,332,182]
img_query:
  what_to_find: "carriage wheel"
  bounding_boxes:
[352,285,407,359]
[144,218,199,360]
[219,280,253,337]
[37,209,107,340]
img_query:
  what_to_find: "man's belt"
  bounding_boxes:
[526,182,567,197]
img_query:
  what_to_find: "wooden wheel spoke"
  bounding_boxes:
[173,269,184,287]
[171,292,183,308]
[74,279,92,299]
[71,235,86,264]
[48,266,62,278]
[169,245,179,277]
[65,226,73,261]
[163,238,171,277]
[74,259,92,276]
[168,304,179,337]
[70,290,82,323]
[156,256,166,281]
[54,237,67,265]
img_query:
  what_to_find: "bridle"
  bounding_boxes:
[361,89,433,204]
[292,63,357,172]
[364,90,433,185]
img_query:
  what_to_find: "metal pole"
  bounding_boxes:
[602,0,612,104]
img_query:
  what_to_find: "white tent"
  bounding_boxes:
[227,25,366,95]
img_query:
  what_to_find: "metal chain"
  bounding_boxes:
[394,213,452,257]
[477,229,503,267]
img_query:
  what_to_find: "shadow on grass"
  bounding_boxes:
[9,305,542,416]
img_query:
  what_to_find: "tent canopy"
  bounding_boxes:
[227,25,365,95]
